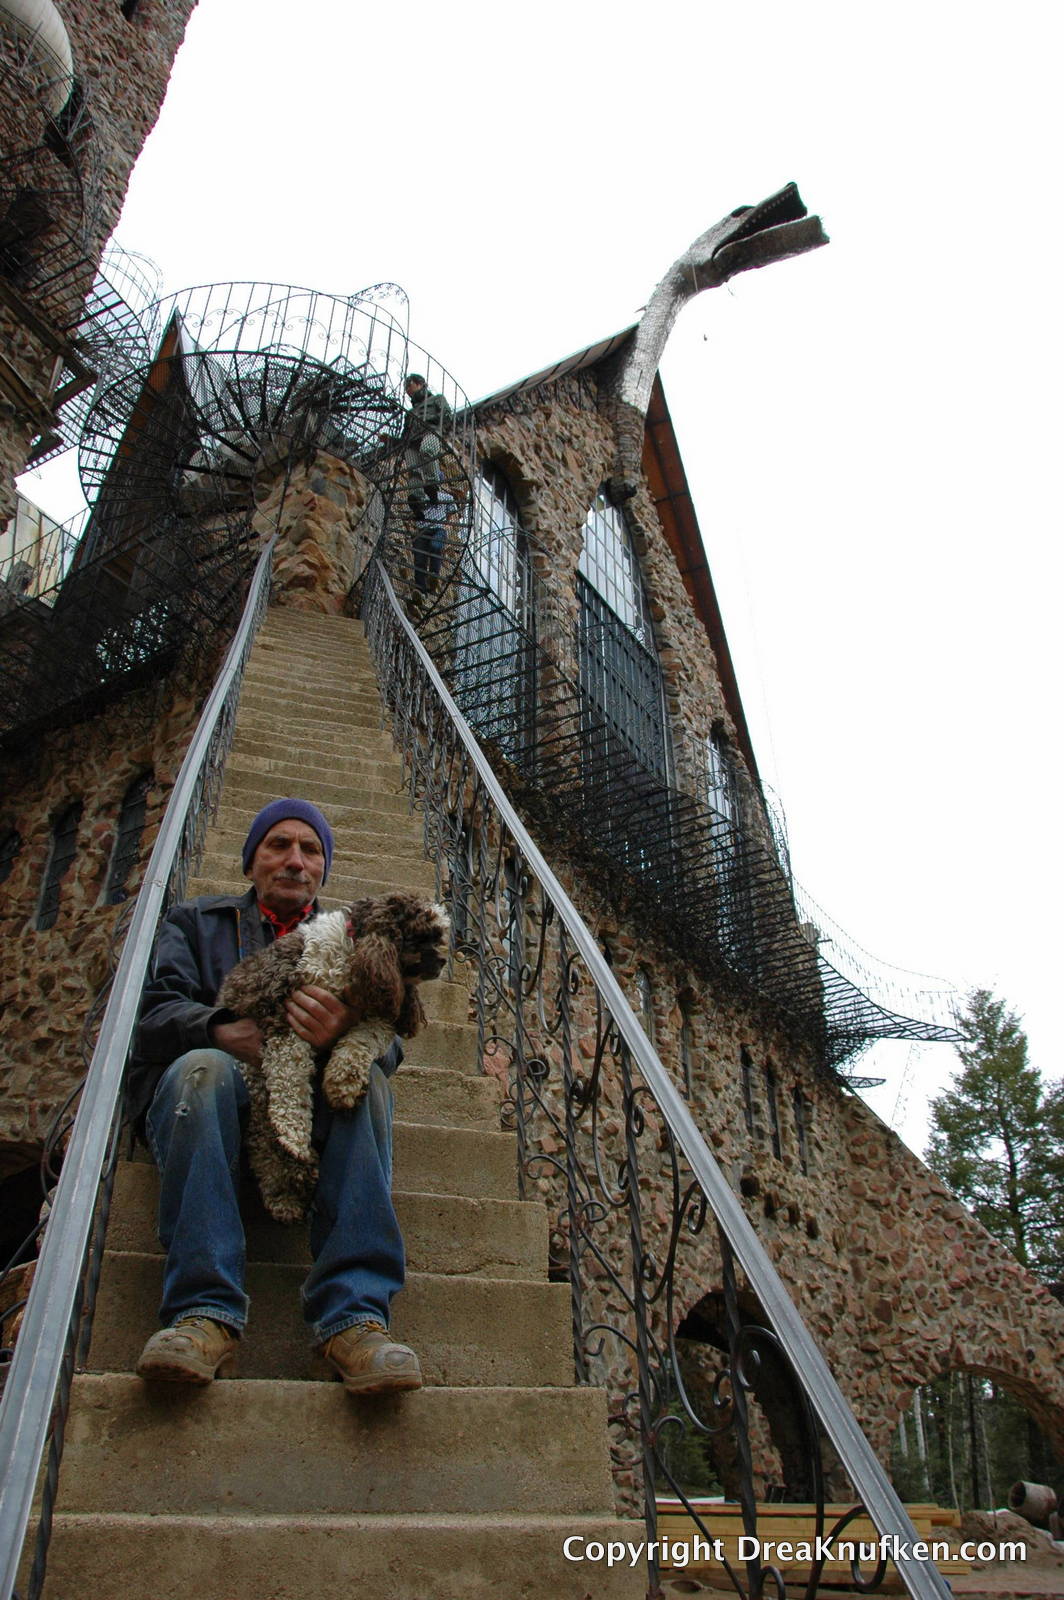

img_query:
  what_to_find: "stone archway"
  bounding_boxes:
[667,1288,848,1503]
[893,1362,1064,1513]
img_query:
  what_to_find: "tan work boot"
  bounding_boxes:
[136,1316,239,1384]
[321,1321,422,1394]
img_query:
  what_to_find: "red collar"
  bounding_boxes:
[258,900,314,939]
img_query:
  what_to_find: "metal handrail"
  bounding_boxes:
[0,536,277,1600]
[365,558,951,1600]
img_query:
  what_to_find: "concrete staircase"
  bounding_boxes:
[39,608,645,1599]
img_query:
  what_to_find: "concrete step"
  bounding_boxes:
[231,714,392,751]
[410,974,471,1026]
[395,1063,501,1130]
[232,701,391,736]
[216,801,427,856]
[217,770,416,818]
[244,642,372,674]
[232,676,384,707]
[58,1377,607,1516]
[255,615,368,644]
[204,822,428,867]
[221,749,401,787]
[237,660,375,694]
[107,1164,542,1278]
[235,679,384,715]
[393,1119,515,1199]
[257,609,367,638]
[41,1512,647,1600]
[88,1256,573,1386]
[400,1020,478,1073]
[122,1115,516,1199]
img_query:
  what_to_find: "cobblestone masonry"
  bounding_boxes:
[0,1,196,494]
[0,661,216,1152]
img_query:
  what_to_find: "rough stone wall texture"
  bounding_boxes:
[469,372,1064,1490]
[60,1,197,239]
[253,453,382,612]
[0,657,217,1153]
[0,1,197,501]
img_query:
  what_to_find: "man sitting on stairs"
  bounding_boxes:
[127,797,423,1395]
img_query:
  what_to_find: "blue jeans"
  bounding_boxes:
[144,1048,405,1343]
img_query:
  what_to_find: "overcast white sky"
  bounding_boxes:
[20,0,1063,1153]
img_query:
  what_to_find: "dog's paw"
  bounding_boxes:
[264,1193,305,1225]
[259,1164,318,1224]
[323,1060,370,1112]
[275,1127,314,1164]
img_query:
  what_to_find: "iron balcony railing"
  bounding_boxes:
[362,555,953,1600]
[374,506,958,1073]
[0,536,276,1600]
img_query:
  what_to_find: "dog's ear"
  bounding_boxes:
[396,987,427,1038]
[347,933,405,1018]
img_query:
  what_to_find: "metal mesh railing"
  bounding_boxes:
[369,505,959,1072]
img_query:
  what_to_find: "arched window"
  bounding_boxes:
[706,727,738,830]
[793,1086,810,1174]
[36,801,82,930]
[739,1046,756,1136]
[764,1063,782,1159]
[104,771,152,904]
[454,465,534,759]
[706,726,752,971]
[578,493,654,645]
[471,467,527,618]
[678,997,695,1098]
[635,967,655,1040]
[0,828,21,888]
[577,491,670,783]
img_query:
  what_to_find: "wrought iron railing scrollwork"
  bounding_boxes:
[0,535,277,1600]
[361,556,951,1600]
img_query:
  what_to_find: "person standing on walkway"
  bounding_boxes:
[401,372,453,516]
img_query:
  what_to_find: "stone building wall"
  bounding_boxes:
[0,0,197,512]
[0,655,217,1157]
[252,452,382,612]
[468,370,1064,1486]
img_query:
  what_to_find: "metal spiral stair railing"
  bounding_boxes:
[0,278,478,750]
[0,535,277,1600]
[360,555,952,1600]
[25,244,163,467]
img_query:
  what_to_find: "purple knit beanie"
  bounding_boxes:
[241,799,335,883]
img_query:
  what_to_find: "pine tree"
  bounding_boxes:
[926,988,1064,1278]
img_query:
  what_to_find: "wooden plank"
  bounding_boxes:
[654,1500,971,1581]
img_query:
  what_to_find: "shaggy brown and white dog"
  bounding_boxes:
[218,892,449,1222]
